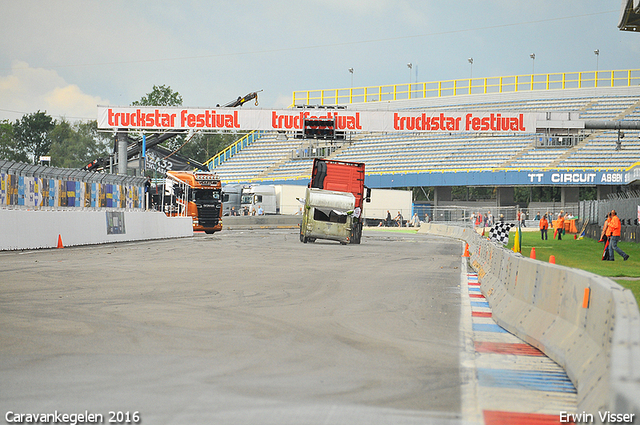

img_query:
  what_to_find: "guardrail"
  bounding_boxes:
[292,69,640,106]
[419,223,640,422]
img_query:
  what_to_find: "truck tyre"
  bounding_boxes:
[351,222,362,244]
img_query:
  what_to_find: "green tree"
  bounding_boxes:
[0,119,29,162]
[13,111,55,164]
[178,131,243,164]
[49,120,111,168]
[132,84,185,151]
[132,84,183,107]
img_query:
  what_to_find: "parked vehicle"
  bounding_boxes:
[240,184,277,215]
[274,184,307,215]
[161,171,222,234]
[222,184,243,216]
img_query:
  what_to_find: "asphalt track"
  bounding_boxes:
[0,229,466,425]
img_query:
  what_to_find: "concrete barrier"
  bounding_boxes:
[223,215,301,230]
[419,222,640,421]
[0,209,192,250]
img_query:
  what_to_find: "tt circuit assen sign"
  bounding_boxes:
[97,106,537,133]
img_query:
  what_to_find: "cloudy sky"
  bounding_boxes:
[0,0,638,122]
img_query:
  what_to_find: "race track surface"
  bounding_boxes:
[0,229,466,424]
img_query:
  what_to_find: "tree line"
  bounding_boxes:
[0,85,237,169]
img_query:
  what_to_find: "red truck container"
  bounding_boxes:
[309,158,369,244]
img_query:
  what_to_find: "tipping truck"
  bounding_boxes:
[164,171,222,234]
[300,158,370,244]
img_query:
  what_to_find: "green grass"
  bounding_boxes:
[506,229,640,306]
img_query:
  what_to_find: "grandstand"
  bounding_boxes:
[208,69,640,205]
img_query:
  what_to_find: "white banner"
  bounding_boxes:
[97,106,538,133]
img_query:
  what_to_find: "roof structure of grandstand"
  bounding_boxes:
[207,69,640,190]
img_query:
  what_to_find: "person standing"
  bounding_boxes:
[607,210,629,261]
[600,213,612,261]
[556,212,565,240]
[539,214,548,240]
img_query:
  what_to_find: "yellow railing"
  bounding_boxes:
[292,69,640,106]
[203,130,262,170]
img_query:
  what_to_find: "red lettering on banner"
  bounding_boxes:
[179,109,240,129]
[271,111,360,131]
[102,108,528,132]
[465,113,527,132]
[216,113,225,127]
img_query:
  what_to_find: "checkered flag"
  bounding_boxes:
[489,221,515,245]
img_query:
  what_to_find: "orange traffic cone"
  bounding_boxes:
[462,243,470,257]
[549,255,555,264]
[57,234,64,249]
[530,247,536,259]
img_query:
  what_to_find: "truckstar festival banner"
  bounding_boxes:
[97,106,537,134]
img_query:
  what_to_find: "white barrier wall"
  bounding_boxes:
[419,223,640,422]
[0,209,192,250]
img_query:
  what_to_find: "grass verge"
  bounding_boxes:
[506,229,640,306]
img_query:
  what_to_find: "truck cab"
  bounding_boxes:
[240,184,277,215]
[166,171,222,234]
[307,158,369,244]
[222,184,242,216]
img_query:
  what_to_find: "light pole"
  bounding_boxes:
[530,53,536,75]
[407,63,413,98]
[594,49,600,88]
[468,58,473,94]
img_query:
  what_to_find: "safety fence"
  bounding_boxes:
[579,196,640,243]
[0,160,147,210]
[292,69,640,106]
[419,223,640,421]
[580,196,640,226]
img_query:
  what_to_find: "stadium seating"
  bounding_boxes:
[212,90,640,183]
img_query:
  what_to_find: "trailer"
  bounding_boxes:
[300,188,356,245]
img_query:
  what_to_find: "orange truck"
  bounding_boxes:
[165,171,223,234]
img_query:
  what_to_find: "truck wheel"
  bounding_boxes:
[351,222,362,244]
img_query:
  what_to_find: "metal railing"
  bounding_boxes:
[204,130,262,170]
[292,69,640,107]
